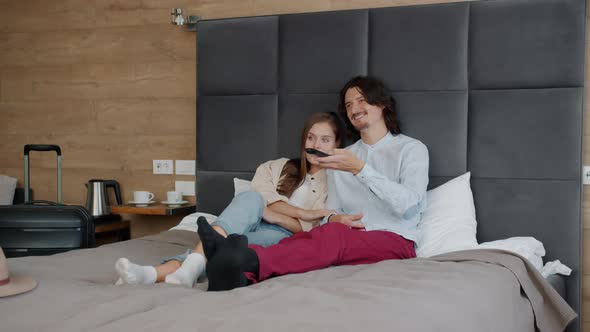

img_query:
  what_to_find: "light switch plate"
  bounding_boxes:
[175,160,195,175]
[583,166,590,185]
[153,160,173,174]
[175,180,195,196]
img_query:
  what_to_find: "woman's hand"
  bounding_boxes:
[317,149,365,175]
[299,209,336,221]
[328,213,365,228]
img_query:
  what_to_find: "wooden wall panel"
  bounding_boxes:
[0,26,194,66]
[95,98,195,135]
[0,0,164,33]
[0,62,194,101]
[0,100,95,135]
[0,0,587,329]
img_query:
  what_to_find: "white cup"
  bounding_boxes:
[167,191,182,203]
[133,191,154,203]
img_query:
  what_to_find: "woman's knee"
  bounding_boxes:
[214,191,265,234]
[236,190,265,216]
[236,190,264,205]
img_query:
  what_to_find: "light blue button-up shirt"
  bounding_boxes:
[322,132,429,243]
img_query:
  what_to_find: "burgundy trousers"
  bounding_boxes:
[246,222,416,283]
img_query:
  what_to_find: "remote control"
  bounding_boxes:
[305,148,331,157]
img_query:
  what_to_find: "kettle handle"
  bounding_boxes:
[104,180,123,206]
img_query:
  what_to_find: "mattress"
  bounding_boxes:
[0,230,575,332]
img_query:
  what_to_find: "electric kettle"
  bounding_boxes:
[85,179,122,217]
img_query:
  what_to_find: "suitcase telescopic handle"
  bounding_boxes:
[24,144,62,156]
[23,144,63,203]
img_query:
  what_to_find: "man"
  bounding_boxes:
[198,76,429,291]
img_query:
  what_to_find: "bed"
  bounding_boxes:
[1,0,585,331]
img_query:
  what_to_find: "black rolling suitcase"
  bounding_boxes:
[0,145,94,258]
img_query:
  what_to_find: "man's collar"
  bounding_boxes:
[361,132,395,148]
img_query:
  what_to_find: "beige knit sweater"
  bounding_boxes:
[251,158,327,231]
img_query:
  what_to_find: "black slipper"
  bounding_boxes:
[205,234,259,291]
[197,216,225,260]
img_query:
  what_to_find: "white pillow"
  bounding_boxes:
[478,237,545,272]
[416,172,478,257]
[233,178,252,196]
[170,212,218,232]
[0,175,18,205]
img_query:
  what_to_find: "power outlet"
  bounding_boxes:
[153,160,173,174]
[175,160,195,175]
[175,180,195,196]
[583,166,590,185]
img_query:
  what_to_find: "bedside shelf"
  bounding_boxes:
[111,204,196,216]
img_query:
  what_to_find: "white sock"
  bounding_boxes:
[115,257,157,285]
[165,253,205,288]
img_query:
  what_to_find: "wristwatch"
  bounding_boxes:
[327,213,337,222]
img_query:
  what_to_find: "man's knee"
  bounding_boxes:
[322,222,348,232]
[314,222,349,238]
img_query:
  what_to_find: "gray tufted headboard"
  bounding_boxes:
[195,0,585,329]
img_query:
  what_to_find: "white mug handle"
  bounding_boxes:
[148,192,155,201]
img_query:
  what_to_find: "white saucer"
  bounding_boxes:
[128,200,155,207]
[161,200,188,206]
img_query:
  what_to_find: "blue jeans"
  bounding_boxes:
[162,191,293,263]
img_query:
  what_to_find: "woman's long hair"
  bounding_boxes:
[277,112,344,198]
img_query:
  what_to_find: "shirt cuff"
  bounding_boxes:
[354,163,376,186]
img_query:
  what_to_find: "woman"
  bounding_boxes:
[115,112,345,287]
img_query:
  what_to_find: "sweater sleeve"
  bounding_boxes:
[250,159,290,206]
[355,142,429,219]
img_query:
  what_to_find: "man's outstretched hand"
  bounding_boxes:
[329,213,365,228]
[317,149,365,175]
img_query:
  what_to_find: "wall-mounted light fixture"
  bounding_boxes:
[171,8,200,32]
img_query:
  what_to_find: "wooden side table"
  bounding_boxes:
[93,215,131,246]
[95,220,131,242]
[108,204,196,240]
[111,204,196,216]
